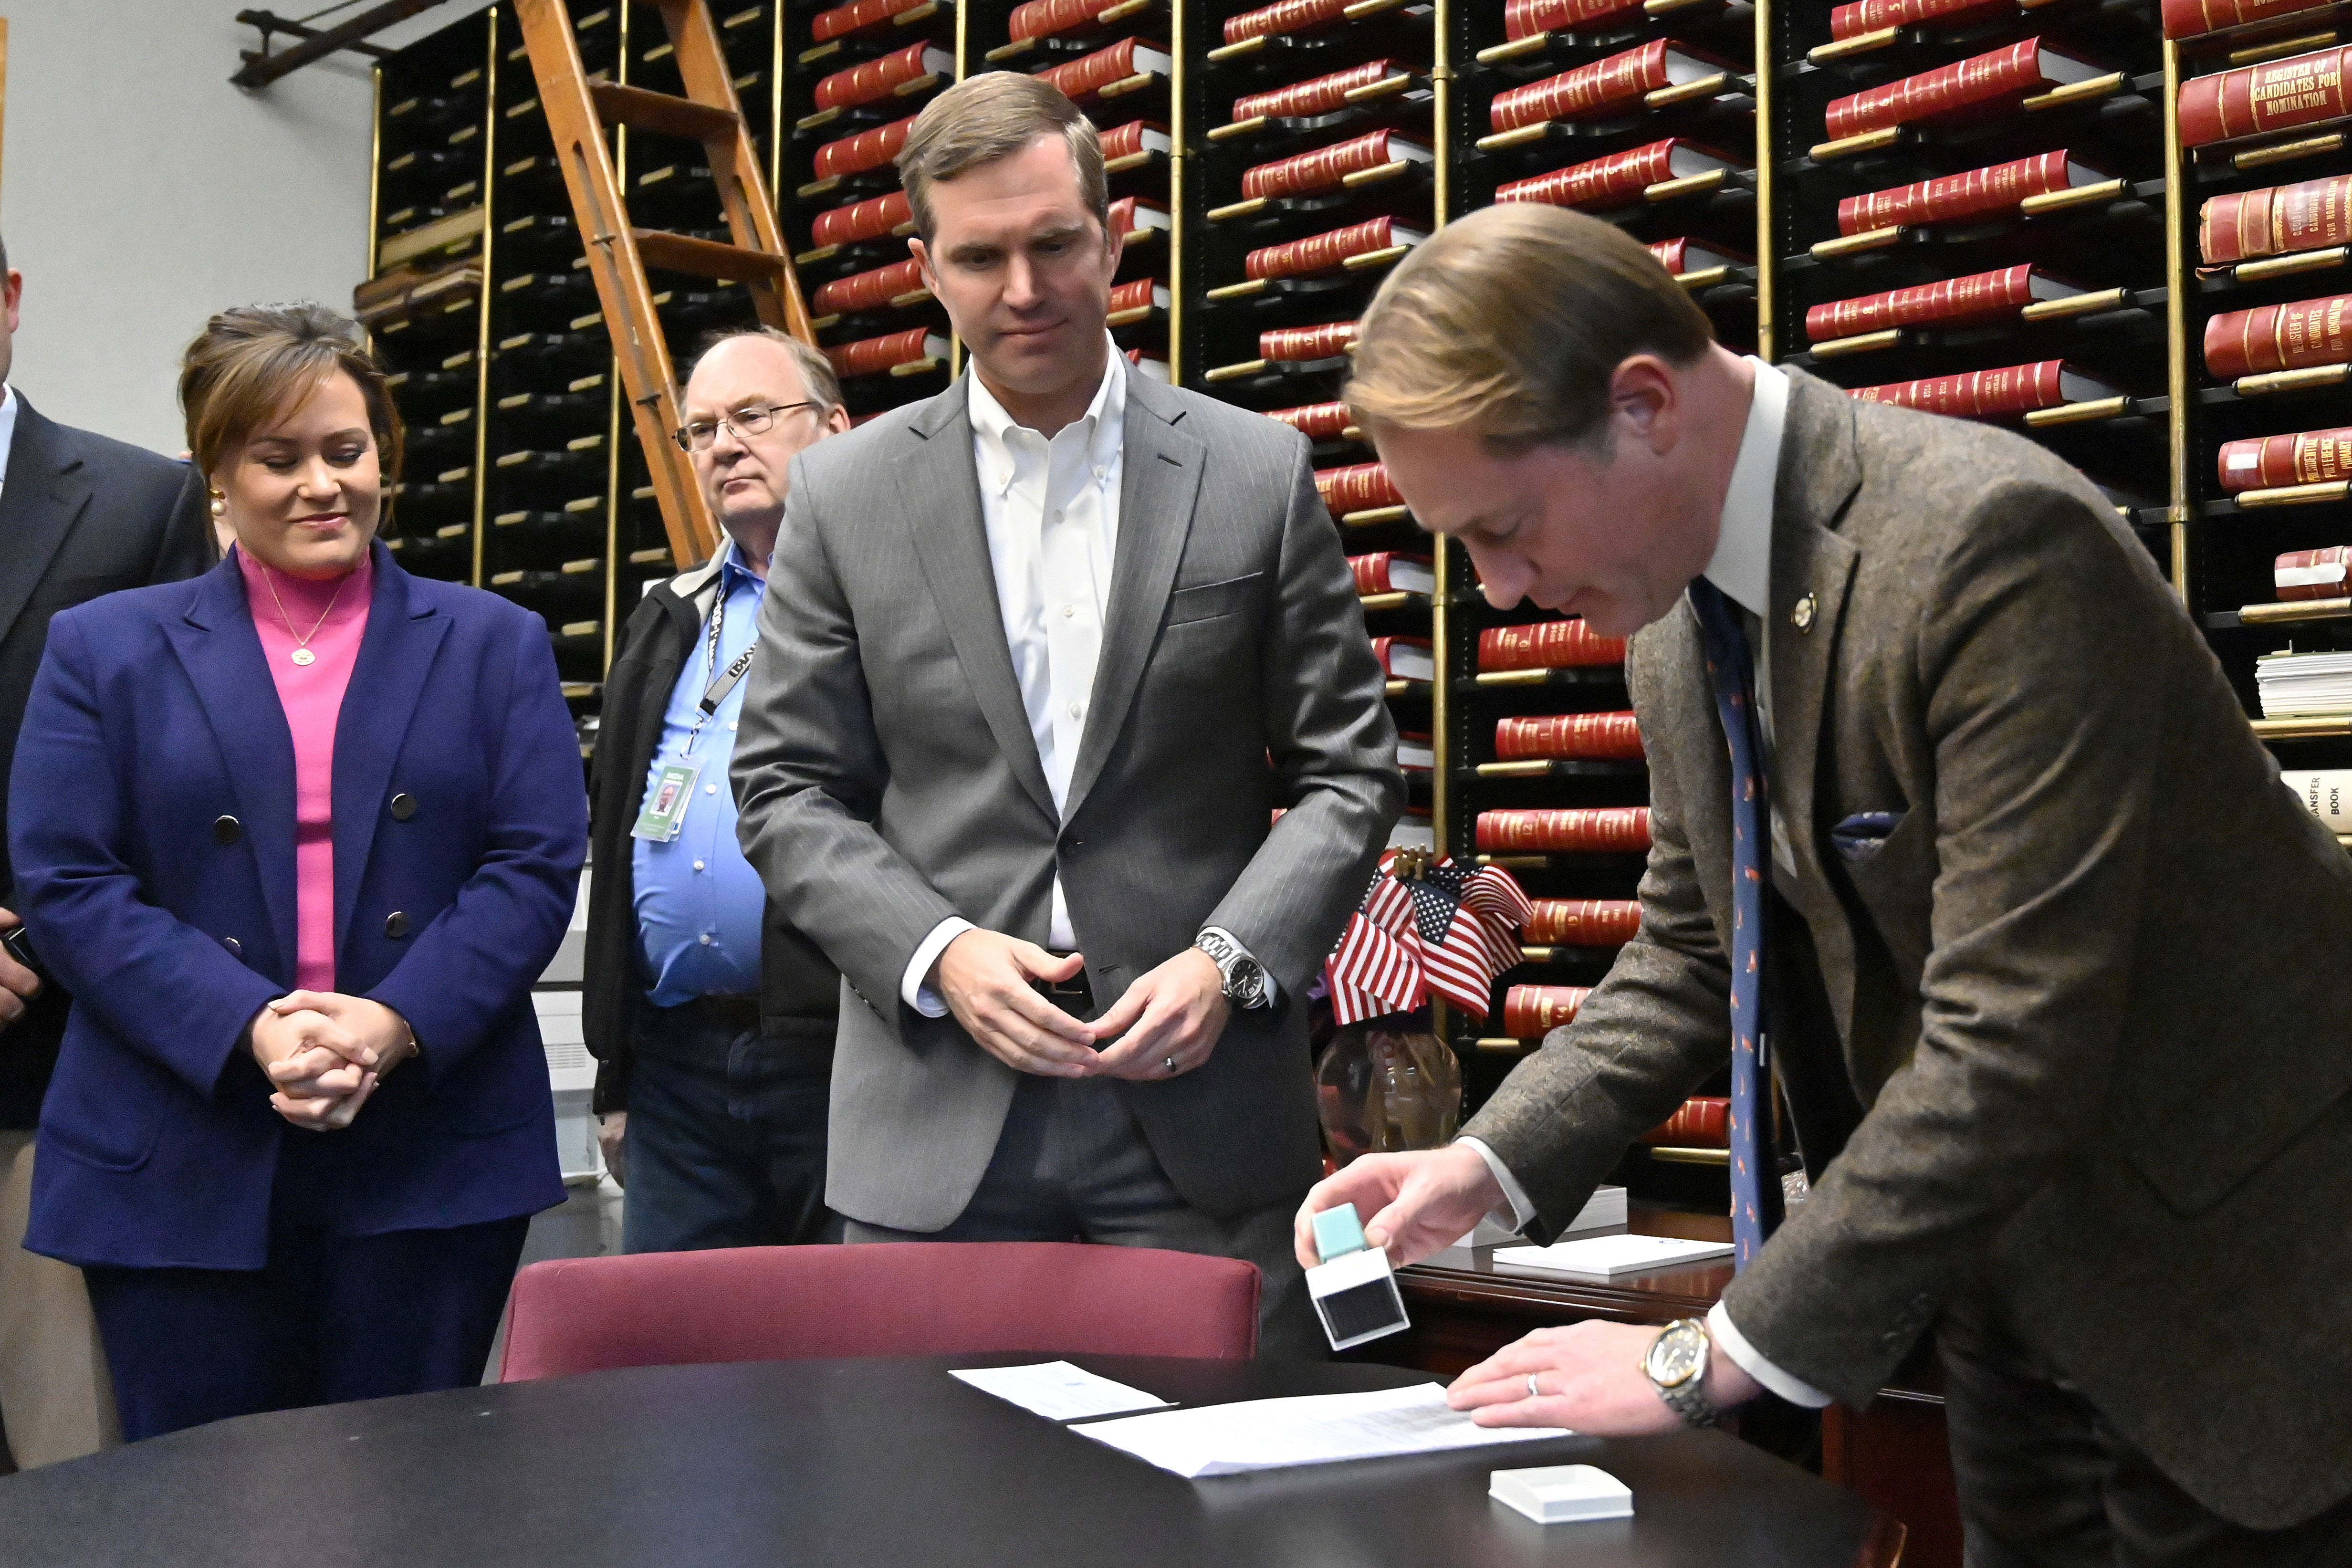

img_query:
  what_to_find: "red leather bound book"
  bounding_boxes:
[1106,195,1170,238]
[1272,401,1354,440]
[2200,173,2352,264]
[810,257,926,316]
[1038,38,1172,102]
[1098,120,1172,160]
[1107,278,1163,315]
[811,0,931,43]
[1315,461,1405,514]
[2278,544,2352,598]
[1475,807,1652,853]
[1829,0,2013,40]
[1242,132,1432,199]
[1477,620,1628,670]
[1247,216,1424,280]
[1008,0,1100,41]
[1369,637,1434,680]
[1495,712,1646,761]
[2179,44,2352,147]
[1645,238,1753,273]
[814,42,951,111]
[1641,1097,1731,1146]
[1806,264,2072,341]
[1262,321,1360,360]
[2205,293,2352,378]
[2164,0,2334,39]
[1349,552,1434,593]
[1504,985,1592,1037]
[1492,40,1735,134]
[1496,138,1743,209]
[2218,425,2352,490]
[809,190,915,248]
[1226,0,1348,44]
[1504,0,1645,38]
[1825,39,2100,140]
[1838,150,2088,235]
[1233,61,1402,123]
[1849,360,2104,418]
[821,327,944,378]
[1524,898,1641,945]
[813,115,918,179]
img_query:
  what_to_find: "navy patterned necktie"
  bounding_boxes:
[1688,576,1784,1270]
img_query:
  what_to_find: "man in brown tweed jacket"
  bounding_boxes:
[1300,204,2352,1567]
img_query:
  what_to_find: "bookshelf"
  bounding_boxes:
[367,0,2339,1150]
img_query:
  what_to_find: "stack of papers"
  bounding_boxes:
[1072,1381,1569,1478]
[949,1362,1171,1420]
[2257,650,2352,717]
[1494,1234,1734,1277]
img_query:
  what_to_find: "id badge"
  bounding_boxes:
[631,758,703,842]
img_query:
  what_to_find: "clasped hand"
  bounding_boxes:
[249,991,416,1131]
[935,930,1228,1081]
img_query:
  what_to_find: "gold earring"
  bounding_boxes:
[208,489,227,518]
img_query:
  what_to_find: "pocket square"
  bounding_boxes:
[1830,811,1904,864]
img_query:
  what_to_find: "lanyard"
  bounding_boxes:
[683,582,757,753]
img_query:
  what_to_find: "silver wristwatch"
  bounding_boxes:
[1193,927,1270,1010]
[1643,1317,1722,1427]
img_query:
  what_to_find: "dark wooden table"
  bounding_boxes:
[0,1353,1901,1568]
[1377,1209,1962,1568]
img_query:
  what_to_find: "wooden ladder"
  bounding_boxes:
[514,0,815,569]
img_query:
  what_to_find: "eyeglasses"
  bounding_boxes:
[672,401,820,452]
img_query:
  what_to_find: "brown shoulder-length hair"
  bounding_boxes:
[179,302,404,484]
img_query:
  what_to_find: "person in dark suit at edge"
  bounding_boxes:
[0,232,212,1469]
[583,326,850,1250]
[1298,204,2352,1566]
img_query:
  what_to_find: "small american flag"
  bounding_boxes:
[1324,850,1538,1025]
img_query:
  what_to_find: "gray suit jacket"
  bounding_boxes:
[1462,367,2352,1530]
[732,362,1401,1233]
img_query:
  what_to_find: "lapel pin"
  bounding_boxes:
[1791,592,1817,633]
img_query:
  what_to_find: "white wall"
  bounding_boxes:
[1,0,491,455]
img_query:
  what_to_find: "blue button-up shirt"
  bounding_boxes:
[632,542,769,1004]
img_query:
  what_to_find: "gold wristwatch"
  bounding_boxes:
[1642,1317,1721,1427]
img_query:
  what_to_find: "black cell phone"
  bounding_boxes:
[2,926,46,980]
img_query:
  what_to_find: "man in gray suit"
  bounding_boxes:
[731,73,1400,1355]
[1301,205,2352,1564]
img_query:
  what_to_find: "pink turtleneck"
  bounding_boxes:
[236,546,374,994]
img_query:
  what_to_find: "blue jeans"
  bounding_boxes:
[619,1004,839,1253]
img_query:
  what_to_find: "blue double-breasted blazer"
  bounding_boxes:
[10,541,585,1270]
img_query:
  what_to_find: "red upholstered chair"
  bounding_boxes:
[497,1241,1261,1381]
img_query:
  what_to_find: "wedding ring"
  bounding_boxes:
[1163,1056,1179,1074]
[1526,1373,1542,1400]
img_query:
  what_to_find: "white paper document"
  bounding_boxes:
[1495,1234,1735,1277]
[949,1362,1173,1422]
[1073,1381,1569,1478]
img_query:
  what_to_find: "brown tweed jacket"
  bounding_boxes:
[1461,365,2352,1530]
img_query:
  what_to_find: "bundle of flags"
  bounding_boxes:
[1324,848,1537,1025]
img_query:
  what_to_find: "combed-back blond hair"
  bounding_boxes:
[895,72,1107,245]
[179,301,404,481]
[1345,204,1714,455]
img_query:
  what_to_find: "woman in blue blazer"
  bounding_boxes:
[8,303,585,1440]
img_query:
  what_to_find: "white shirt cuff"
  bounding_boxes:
[1708,1301,1834,1409]
[1456,1136,1535,1233]
[901,917,975,1018]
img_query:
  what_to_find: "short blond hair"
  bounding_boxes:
[690,325,845,414]
[895,72,1107,246]
[1345,204,1714,454]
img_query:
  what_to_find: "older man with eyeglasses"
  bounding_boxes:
[582,327,852,1254]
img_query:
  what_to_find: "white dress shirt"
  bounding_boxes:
[899,343,1129,1014]
[1458,358,1832,1409]
[0,386,23,498]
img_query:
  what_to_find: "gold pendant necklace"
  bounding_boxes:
[260,565,348,667]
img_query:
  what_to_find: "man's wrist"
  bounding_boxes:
[1193,926,1270,1010]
